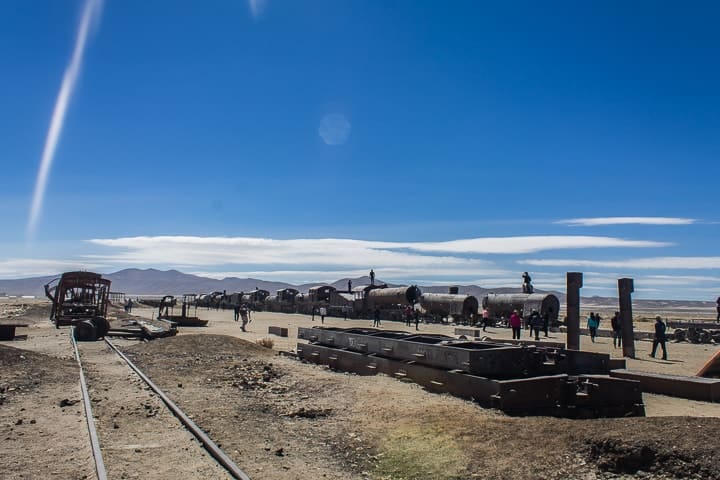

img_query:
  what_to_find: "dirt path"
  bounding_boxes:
[78,339,233,479]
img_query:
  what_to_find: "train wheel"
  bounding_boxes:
[74,319,98,342]
[91,317,110,338]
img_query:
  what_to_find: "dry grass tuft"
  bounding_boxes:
[255,337,275,349]
[374,425,468,480]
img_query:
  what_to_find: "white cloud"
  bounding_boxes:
[404,236,669,253]
[318,114,351,145]
[87,234,668,265]
[0,259,106,279]
[556,217,696,227]
[520,257,720,269]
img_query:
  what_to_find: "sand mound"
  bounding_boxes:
[123,333,274,358]
[0,345,77,396]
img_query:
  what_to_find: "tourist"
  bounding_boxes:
[529,309,542,341]
[650,316,668,360]
[527,309,540,339]
[373,307,381,327]
[542,308,551,337]
[414,309,420,331]
[233,304,240,322]
[716,296,720,323]
[239,304,251,332]
[319,306,327,324]
[611,311,622,348]
[509,310,522,340]
[587,312,599,343]
[482,308,489,332]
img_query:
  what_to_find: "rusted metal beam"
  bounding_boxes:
[618,278,636,359]
[566,272,583,351]
[611,369,720,402]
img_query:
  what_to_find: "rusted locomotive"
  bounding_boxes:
[44,271,111,341]
[482,293,560,325]
[420,292,479,324]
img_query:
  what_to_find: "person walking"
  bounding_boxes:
[372,307,381,327]
[509,310,522,340]
[716,296,720,323]
[414,309,420,331]
[611,311,622,348]
[587,312,599,343]
[239,304,251,332]
[529,309,542,341]
[319,306,327,324]
[311,306,316,322]
[528,309,541,340]
[650,315,668,360]
[233,304,240,322]
[126,298,133,314]
[405,306,413,327]
[542,309,550,337]
[482,308,489,332]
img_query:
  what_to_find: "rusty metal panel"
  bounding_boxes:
[610,369,720,402]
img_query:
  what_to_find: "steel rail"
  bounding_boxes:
[69,329,108,480]
[103,338,252,480]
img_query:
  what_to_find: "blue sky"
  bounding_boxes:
[1,0,719,299]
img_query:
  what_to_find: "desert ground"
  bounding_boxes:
[2,299,720,479]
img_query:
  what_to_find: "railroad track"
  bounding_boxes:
[70,331,251,480]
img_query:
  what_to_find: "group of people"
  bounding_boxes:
[123,298,133,313]
[403,305,420,330]
[506,308,550,340]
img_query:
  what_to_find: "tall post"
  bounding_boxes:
[618,278,636,359]
[566,272,583,350]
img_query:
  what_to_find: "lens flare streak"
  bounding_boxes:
[27,0,103,239]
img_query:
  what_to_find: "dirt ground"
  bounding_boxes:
[3,300,720,479]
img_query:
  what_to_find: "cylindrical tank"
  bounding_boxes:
[482,293,560,322]
[367,286,422,306]
[420,293,479,318]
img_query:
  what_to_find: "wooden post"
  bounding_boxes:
[566,272,583,350]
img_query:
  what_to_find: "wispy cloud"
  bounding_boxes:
[27,0,103,240]
[556,217,696,227]
[86,234,668,265]
[520,257,720,269]
[0,258,106,279]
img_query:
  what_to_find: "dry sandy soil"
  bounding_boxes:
[3,300,720,479]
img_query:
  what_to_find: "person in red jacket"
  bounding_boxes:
[509,310,522,340]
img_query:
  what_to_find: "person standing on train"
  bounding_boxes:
[509,310,522,340]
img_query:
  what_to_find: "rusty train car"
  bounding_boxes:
[420,292,479,324]
[482,293,560,325]
[44,271,112,341]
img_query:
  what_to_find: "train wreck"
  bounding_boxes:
[297,326,644,418]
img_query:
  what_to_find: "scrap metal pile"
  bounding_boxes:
[297,327,644,418]
[669,321,720,344]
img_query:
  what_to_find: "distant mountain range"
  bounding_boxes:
[0,268,522,298]
[0,268,715,309]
